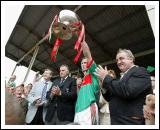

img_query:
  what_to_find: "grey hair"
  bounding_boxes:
[60,64,70,72]
[117,48,135,62]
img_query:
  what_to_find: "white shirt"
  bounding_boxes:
[120,65,137,79]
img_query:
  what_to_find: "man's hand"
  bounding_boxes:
[55,86,62,96]
[143,106,155,120]
[76,78,82,93]
[80,34,92,62]
[77,78,82,87]
[94,65,108,81]
[51,86,56,96]
[51,86,61,96]
[35,97,42,107]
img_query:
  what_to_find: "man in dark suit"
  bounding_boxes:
[45,64,77,125]
[94,48,152,125]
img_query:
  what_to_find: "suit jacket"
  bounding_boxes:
[25,80,52,123]
[102,66,152,125]
[45,76,77,122]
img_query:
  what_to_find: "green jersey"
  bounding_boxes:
[75,60,99,112]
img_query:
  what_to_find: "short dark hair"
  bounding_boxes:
[44,68,53,76]
[81,57,87,61]
[60,64,70,72]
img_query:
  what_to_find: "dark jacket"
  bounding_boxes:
[102,66,152,125]
[45,77,77,122]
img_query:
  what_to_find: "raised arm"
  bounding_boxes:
[81,36,92,62]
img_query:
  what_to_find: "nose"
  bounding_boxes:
[117,62,122,67]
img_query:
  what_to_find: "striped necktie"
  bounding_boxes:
[41,82,48,102]
[60,78,65,84]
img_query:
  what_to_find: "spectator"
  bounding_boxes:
[99,69,116,125]
[143,94,155,125]
[99,94,110,125]
[94,48,152,125]
[14,84,24,99]
[8,87,15,95]
[25,69,53,125]
[7,75,16,88]
[45,64,77,125]
[23,83,33,97]
[5,87,26,125]
[143,74,155,125]
[72,74,78,79]
[14,84,28,114]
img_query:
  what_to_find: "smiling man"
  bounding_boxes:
[94,48,153,125]
[25,69,53,125]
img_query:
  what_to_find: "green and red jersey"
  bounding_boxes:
[75,59,99,112]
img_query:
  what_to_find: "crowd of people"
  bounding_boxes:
[5,37,155,125]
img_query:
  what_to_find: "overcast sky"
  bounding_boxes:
[3,4,36,85]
